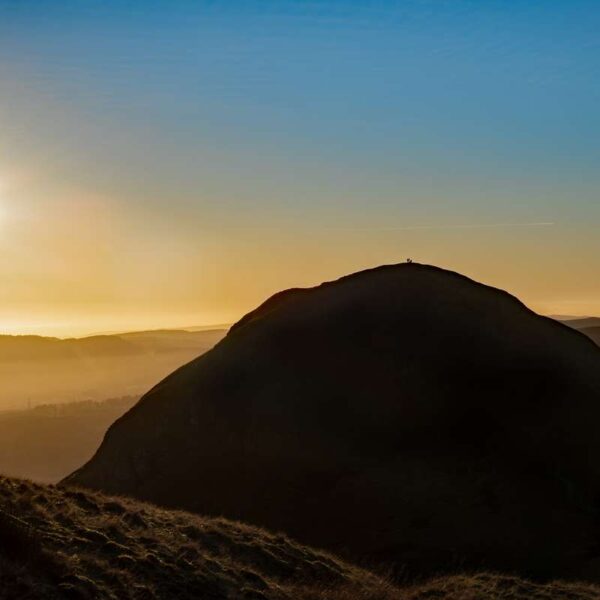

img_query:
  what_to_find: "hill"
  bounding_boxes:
[0,328,226,410]
[557,318,600,345]
[0,396,138,483]
[66,263,600,580]
[558,317,600,331]
[581,326,600,345]
[0,475,385,599]
[0,328,228,362]
[2,475,599,599]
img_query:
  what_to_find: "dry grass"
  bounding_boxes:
[0,475,386,599]
[297,574,600,600]
[403,573,600,599]
[298,576,600,600]
[1,475,599,599]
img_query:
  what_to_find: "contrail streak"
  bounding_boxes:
[338,222,555,231]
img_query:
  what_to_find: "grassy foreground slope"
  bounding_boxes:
[0,476,383,599]
[1,476,599,600]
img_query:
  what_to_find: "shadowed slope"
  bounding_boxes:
[559,318,600,346]
[2,476,599,599]
[0,475,388,599]
[66,263,600,579]
[581,327,600,346]
[560,318,600,331]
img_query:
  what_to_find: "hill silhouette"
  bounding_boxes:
[559,317,600,331]
[558,318,600,346]
[66,263,600,580]
[581,326,600,345]
[2,475,599,599]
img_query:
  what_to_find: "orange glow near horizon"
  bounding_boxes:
[1,186,598,338]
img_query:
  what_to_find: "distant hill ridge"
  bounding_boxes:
[0,327,227,411]
[66,263,600,580]
[0,328,228,362]
[557,318,600,346]
[580,326,600,345]
[557,317,600,329]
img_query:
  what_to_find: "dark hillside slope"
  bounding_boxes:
[558,318,600,346]
[3,476,599,599]
[0,475,392,599]
[560,317,600,331]
[66,263,600,579]
[581,326,600,346]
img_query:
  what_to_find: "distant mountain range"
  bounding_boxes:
[580,326,600,345]
[556,317,600,345]
[67,263,600,581]
[0,328,227,410]
[79,324,232,337]
[0,328,228,362]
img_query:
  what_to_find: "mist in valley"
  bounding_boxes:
[0,328,226,411]
[0,328,226,483]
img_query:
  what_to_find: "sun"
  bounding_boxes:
[0,180,10,227]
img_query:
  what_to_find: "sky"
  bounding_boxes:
[0,0,599,337]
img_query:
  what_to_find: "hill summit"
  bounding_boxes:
[66,263,600,579]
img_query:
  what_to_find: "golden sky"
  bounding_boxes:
[1,2,599,337]
[1,176,598,337]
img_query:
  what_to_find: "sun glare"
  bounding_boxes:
[0,181,6,225]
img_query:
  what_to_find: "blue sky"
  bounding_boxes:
[0,1,599,334]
